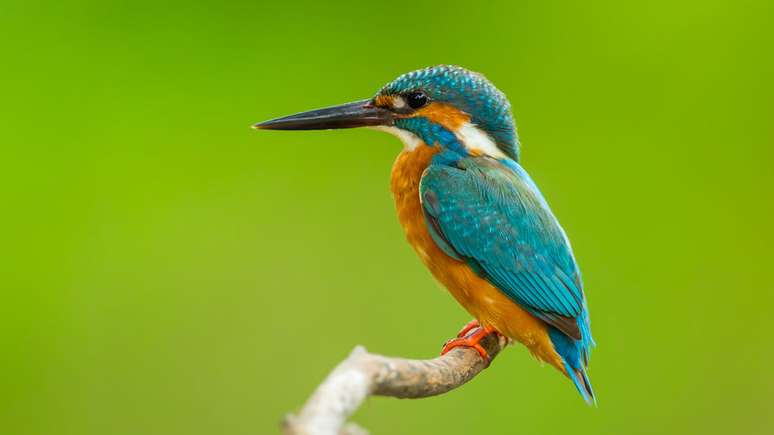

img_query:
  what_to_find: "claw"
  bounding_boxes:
[441,323,498,366]
[455,319,481,338]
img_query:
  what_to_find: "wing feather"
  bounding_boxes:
[420,157,586,339]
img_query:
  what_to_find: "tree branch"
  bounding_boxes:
[282,328,508,435]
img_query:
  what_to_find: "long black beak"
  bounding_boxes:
[253,99,394,130]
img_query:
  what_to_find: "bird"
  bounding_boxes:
[254,65,595,404]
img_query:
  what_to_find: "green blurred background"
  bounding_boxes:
[2,1,773,434]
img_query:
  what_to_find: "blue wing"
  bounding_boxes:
[419,156,590,341]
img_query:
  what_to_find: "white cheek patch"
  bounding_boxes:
[455,122,507,159]
[371,121,504,157]
[370,125,423,151]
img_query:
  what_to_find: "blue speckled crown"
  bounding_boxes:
[378,65,520,161]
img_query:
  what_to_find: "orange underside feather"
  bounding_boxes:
[391,144,566,372]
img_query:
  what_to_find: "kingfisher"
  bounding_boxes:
[254,65,595,404]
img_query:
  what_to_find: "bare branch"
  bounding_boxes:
[282,328,507,435]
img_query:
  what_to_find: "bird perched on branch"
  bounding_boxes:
[254,65,595,404]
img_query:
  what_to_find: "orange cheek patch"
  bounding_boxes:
[414,103,470,131]
[373,95,394,107]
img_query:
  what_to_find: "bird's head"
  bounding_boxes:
[254,65,520,161]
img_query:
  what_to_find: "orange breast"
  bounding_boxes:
[390,145,564,369]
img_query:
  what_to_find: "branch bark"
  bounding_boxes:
[282,328,507,435]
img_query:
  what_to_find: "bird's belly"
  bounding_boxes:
[390,146,562,366]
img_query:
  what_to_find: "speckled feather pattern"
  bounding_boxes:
[377,65,520,161]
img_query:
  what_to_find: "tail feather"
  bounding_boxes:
[564,362,596,406]
[548,319,596,406]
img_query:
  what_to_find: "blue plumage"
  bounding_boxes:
[255,64,596,404]
[381,65,520,160]
[420,154,595,403]
[380,66,595,403]
[394,117,467,155]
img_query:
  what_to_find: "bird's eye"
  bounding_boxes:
[406,91,429,109]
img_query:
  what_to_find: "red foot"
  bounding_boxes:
[441,322,498,366]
